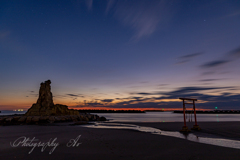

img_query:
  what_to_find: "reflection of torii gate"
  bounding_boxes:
[179,98,201,132]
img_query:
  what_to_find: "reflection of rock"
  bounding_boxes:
[25,80,80,116]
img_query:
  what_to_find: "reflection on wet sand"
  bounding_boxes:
[82,122,240,149]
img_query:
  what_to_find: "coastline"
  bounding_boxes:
[0,121,240,159]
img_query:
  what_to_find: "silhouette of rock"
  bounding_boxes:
[37,80,54,107]
[0,80,106,125]
[25,80,80,116]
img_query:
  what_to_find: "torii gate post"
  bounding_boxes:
[179,98,201,132]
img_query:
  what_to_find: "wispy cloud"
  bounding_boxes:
[74,85,240,109]
[85,0,93,10]
[200,60,230,68]
[101,99,114,102]
[53,93,84,100]
[107,0,173,40]
[66,94,83,97]
[176,52,203,64]
[228,46,240,57]
[179,52,203,59]
[199,46,240,70]
[222,11,240,18]
[201,71,215,75]
[199,79,222,82]
[106,0,116,13]
[131,86,235,97]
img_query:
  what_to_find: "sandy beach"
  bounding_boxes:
[0,122,240,160]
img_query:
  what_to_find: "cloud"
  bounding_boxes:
[74,85,239,109]
[134,92,152,95]
[66,94,83,97]
[85,0,93,10]
[127,86,239,108]
[179,52,203,59]
[158,84,168,86]
[86,102,103,106]
[163,86,233,95]
[201,71,215,75]
[53,93,84,100]
[131,97,143,100]
[106,0,116,13]
[199,79,222,82]
[200,60,230,68]
[222,11,240,18]
[27,91,38,97]
[228,46,240,58]
[101,99,114,102]
[199,46,240,71]
[176,52,203,64]
[175,59,190,65]
[132,86,235,98]
[109,0,173,40]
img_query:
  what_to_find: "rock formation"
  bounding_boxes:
[0,80,106,125]
[25,80,80,116]
[37,80,54,107]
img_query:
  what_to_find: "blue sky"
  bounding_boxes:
[0,0,240,110]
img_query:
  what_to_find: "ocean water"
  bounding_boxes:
[0,110,26,116]
[94,112,240,122]
[1,111,240,122]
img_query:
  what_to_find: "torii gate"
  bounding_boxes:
[179,98,201,132]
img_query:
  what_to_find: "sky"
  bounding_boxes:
[0,0,240,110]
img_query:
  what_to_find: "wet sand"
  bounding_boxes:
[0,122,240,160]
[124,121,240,141]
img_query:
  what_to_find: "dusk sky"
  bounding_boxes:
[1,0,240,110]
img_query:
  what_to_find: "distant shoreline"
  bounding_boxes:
[78,109,145,113]
[173,110,240,114]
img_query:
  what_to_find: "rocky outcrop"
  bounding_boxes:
[0,80,107,126]
[0,113,106,125]
[37,80,54,107]
[25,80,80,116]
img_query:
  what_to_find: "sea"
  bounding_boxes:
[95,112,240,122]
[1,110,239,122]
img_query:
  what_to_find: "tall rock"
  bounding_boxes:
[25,80,79,116]
[37,80,54,107]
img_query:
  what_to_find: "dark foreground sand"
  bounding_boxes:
[0,122,240,160]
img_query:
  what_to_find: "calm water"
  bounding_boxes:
[0,110,26,116]
[95,112,240,122]
[1,111,240,122]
